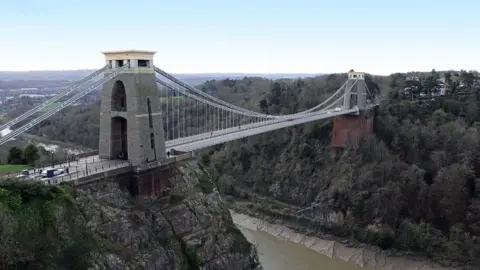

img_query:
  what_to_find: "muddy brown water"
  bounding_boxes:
[238,225,368,270]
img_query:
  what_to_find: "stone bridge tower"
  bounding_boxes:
[331,70,374,149]
[98,50,166,165]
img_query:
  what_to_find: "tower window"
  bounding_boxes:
[147,98,153,128]
[138,59,149,67]
[150,133,155,149]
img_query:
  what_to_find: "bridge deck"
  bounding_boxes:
[5,108,358,185]
[9,155,130,184]
[168,108,358,152]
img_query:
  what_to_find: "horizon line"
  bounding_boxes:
[0,68,471,76]
[0,68,324,75]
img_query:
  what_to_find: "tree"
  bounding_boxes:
[23,144,39,165]
[405,79,422,98]
[424,75,440,96]
[269,82,282,106]
[259,98,269,113]
[7,147,23,164]
[389,73,406,90]
[444,72,452,86]
[431,69,440,80]
[460,70,475,88]
[365,74,380,100]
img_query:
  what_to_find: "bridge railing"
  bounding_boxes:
[166,117,284,148]
[166,108,346,149]
[134,152,195,172]
[0,151,101,179]
[42,160,131,185]
[171,107,359,152]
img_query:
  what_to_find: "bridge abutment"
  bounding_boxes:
[73,165,173,200]
[130,167,172,199]
[331,110,374,149]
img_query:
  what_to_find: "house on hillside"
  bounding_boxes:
[406,76,420,81]
[403,76,449,98]
[435,77,448,96]
[474,78,480,88]
[403,76,420,96]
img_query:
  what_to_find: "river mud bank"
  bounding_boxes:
[230,210,463,270]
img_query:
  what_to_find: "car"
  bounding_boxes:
[287,118,295,121]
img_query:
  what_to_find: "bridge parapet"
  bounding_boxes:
[32,151,194,188]
[42,161,132,186]
[70,165,133,186]
[134,152,195,173]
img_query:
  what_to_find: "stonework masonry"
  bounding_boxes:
[332,70,373,149]
[98,51,166,166]
[131,166,171,200]
[345,72,368,110]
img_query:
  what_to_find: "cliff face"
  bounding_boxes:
[77,163,262,270]
[0,162,262,270]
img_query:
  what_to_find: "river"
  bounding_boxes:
[232,211,455,270]
[238,225,366,270]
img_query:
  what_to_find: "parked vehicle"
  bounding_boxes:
[40,167,68,178]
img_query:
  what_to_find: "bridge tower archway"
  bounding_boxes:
[98,50,166,166]
[111,80,127,111]
[343,70,367,110]
[111,116,128,159]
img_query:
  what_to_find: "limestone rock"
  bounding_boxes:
[74,162,262,270]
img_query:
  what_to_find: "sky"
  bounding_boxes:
[0,0,479,75]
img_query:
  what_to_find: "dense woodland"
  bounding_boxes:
[5,70,480,266]
[201,70,480,266]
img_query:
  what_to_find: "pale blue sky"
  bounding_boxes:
[0,0,479,74]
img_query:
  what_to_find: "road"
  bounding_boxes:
[9,155,130,183]
[169,107,358,152]
[44,158,131,184]
[164,108,354,148]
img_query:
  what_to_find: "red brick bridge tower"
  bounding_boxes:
[331,70,375,149]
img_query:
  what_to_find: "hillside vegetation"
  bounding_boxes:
[11,70,480,266]
[0,180,95,269]
[0,164,262,270]
[201,70,480,267]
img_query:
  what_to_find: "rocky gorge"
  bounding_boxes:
[0,162,262,270]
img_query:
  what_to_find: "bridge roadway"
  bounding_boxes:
[166,107,357,149]
[168,107,358,152]
[6,107,357,184]
[6,155,131,184]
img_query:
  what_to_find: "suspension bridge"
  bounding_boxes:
[0,50,375,191]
